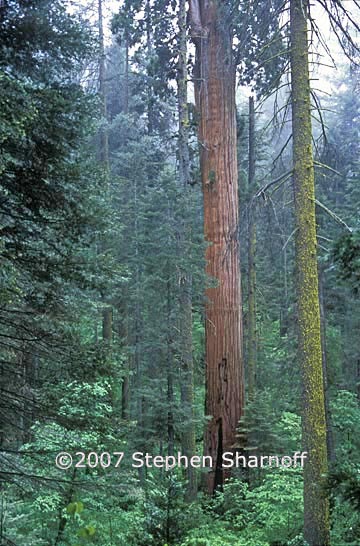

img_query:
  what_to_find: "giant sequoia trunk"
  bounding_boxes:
[190,0,244,494]
[290,1,330,544]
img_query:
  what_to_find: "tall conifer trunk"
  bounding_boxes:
[120,39,130,419]
[247,96,257,400]
[98,0,112,340]
[166,277,175,458]
[319,266,335,463]
[290,1,330,543]
[124,39,129,115]
[120,303,130,420]
[98,0,109,168]
[190,0,244,494]
[178,0,197,501]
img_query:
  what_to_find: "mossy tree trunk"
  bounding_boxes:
[290,1,330,544]
[190,0,245,494]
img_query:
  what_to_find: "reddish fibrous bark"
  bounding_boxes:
[190,0,245,494]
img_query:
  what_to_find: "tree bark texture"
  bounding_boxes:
[290,1,330,544]
[190,0,245,494]
[178,0,197,501]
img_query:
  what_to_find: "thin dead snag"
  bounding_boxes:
[189,0,245,494]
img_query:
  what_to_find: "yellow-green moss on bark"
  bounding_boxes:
[290,1,330,545]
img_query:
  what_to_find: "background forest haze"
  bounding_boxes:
[0,0,359,545]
